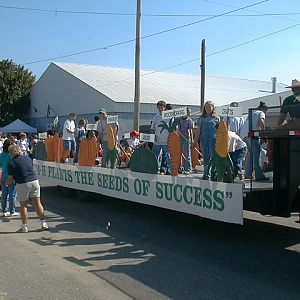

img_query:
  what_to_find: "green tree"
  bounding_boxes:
[0,59,35,126]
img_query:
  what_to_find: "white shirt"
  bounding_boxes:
[228,130,247,152]
[63,119,76,140]
[239,117,249,140]
[151,114,169,145]
[127,137,140,149]
[227,116,244,136]
[97,119,119,142]
[251,110,265,130]
[16,138,29,154]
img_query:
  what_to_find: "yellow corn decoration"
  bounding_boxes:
[215,120,229,158]
[107,125,115,150]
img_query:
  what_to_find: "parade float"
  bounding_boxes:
[33,105,300,225]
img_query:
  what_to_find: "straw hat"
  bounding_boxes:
[286,79,300,88]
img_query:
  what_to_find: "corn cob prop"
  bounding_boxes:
[208,120,234,182]
[158,118,181,176]
[105,125,118,168]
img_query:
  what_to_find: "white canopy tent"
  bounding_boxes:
[0,119,37,133]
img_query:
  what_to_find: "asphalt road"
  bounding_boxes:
[0,183,299,300]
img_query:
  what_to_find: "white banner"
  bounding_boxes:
[162,107,187,120]
[34,160,243,225]
[139,133,155,143]
[86,123,98,131]
[38,132,47,139]
[107,115,119,124]
[216,107,243,117]
[123,132,131,139]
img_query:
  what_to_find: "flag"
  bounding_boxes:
[53,116,58,125]
[47,104,51,117]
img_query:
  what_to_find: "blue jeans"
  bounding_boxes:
[244,137,265,180]
[73,141,81,163]
[229,147,247,177]
[181,139,192,172]
[1,181,17,213]
[152,144,170,173]
[63,140,75,151]
[201,137,215,177]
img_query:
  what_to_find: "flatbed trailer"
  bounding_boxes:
[34,160,245,225]
[34,158,300,225]
[243,135,300,217]
[34,159,298,226]
[33,105,300,225]
[244,105,300,218]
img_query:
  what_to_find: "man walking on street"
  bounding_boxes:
[6,145,49,233]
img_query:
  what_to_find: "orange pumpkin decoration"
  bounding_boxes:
[53,133,63,162]
[44,136,55,161]
[78,138,98,166]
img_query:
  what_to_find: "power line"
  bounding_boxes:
[87,22,300,89]
[0,5,135,16]
[151,23,300,72]
[24,0,269,65]
[25,38,137,65]
[201,0,300,24]
[1,4,300,17]
[31,21,299,102]
[206,23,300,57]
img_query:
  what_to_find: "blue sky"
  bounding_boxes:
[1,0,299,84]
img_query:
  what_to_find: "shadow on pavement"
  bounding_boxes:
[27,186,300,299]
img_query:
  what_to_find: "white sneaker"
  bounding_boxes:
[41,221,49,231]
[3,211,10,217]
[17,224,28,233]
[10,212,19,216]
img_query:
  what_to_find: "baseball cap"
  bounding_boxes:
[98,107,107,114]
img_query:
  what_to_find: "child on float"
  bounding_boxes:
[150,101,171,175]
[227,129,247,181]
[194,101,220,180]
[179,107,194,174]
[119,130,140,165]
[73,118,86,165]
[127,130,140,150]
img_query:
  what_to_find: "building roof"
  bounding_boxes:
[53,62,288,107]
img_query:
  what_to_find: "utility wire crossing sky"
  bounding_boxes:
[1,0,299,84]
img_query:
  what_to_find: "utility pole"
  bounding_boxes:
[200,39,206,112]
[133,0,142,131]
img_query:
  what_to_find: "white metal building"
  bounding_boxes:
[27,62,291,133]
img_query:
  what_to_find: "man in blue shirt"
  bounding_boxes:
[6,145,49,233]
